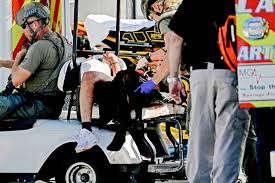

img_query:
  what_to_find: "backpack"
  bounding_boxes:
[218,15,237,72]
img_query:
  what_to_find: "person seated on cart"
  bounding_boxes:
[0,2,72,121]
[75,0,189,154]
[75,48,171,153]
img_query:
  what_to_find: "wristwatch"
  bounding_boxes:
[167,76,180,84]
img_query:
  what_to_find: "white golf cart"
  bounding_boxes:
[0,0,187,182]
[0,87,186,183]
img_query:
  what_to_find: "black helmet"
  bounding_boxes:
[141,0,158,19]
[15,2,50,27]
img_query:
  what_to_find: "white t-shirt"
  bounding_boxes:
[80,57,127,80]
[81,58,112,79]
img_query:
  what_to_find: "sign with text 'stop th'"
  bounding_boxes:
[236,0,275,108]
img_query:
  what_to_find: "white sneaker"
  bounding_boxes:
[75,128,97,153]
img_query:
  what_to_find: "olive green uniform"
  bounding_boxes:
[21,32,63,93]
[0,32,70,120]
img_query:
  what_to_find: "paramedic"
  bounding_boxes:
[0,2,72,120]
[136,0,185,95]
[167,0,250,183]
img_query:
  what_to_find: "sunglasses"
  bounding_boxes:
[21,19,40,29]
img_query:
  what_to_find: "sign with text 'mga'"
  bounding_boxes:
[236,0,275,108]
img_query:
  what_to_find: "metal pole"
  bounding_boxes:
[115,0,121,56]
[72,0,79,67]
[67,0,79,120]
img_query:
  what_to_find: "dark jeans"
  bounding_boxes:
[0,93,59,120]
[251,108,275,183]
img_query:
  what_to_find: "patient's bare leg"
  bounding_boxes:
[80,71,113,122]
[75,71,112,153]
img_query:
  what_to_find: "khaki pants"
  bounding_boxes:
[186,69,250,183]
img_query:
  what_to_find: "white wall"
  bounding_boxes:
[135,0,145,19]
[69,0,144,23]
[0,0,12,91]
[62,0,73,42]
[69,0,124,22]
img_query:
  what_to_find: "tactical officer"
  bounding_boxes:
[0,2,72,120]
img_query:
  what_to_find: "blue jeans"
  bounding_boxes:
[0,93,49,119]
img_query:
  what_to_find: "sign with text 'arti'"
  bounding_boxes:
[236,0,275,108]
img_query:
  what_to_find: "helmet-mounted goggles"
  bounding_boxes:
[15,2,50,28]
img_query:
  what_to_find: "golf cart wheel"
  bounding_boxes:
[56,161,103,183]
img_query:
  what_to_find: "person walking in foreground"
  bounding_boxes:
[167,0,250,182]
